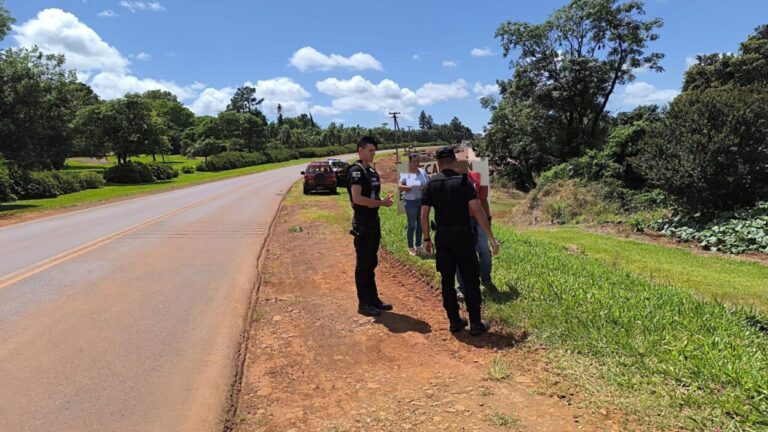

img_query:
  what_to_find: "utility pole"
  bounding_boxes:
[389,111,402,163]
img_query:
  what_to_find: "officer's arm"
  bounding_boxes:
[469,199,497,245]
[351,184,384,208]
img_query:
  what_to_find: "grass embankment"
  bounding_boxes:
[370,182,768,431]
[0,156,332,218]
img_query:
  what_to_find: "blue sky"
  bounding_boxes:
[2,0,766,132]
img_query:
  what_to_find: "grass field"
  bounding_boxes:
[0,156,328,218]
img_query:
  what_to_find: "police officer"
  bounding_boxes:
[348,136,394,317]
[420,147,499,336]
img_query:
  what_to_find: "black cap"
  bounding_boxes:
[435,146,456,160]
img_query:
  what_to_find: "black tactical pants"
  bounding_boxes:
[353,218,381,306]
[435,229,482,324]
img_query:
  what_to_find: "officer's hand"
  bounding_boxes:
[381,195,394,207]
[489,238,500,256]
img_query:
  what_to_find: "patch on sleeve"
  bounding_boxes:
[351,171,362,179]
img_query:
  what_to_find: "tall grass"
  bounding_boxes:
[373,184,768,431]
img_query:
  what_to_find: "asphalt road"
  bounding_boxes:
[0,161,335,432]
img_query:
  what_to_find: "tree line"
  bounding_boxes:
[481,0,767,215]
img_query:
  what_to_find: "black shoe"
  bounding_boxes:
[449,318,468,333]
[470,320,491,336]
[373,300,393,311]
[358,304,382,317]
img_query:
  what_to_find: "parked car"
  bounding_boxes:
[327,158,350,187]
[301,161,337,194]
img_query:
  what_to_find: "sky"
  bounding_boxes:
[1,0,766,132]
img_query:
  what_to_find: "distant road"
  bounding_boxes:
[0,159,340,431]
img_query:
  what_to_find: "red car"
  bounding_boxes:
[301,161,338,195]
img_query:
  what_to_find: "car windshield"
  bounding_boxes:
[307,165,331,174]
[329,162,345,169]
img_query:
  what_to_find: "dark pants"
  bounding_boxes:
[435,229,482,324]
[354,218,381,306]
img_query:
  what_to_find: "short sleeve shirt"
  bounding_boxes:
[348,160,381,219]
[466,171,488,219]
[421,169,477,228]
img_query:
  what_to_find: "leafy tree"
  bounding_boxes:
[142,90,194,154]
[487,0,664,187]
[683,25,768,91]
[0,48,80,169]
[227,86,264,114]
[277,103,284,126]
[418,110,434,130]
[0,0,13,42]
[637,87,768,212]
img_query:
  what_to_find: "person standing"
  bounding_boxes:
[399,154,429,256]
[455,160,497,301]
[421,147,499,336]
[348,136,394,317]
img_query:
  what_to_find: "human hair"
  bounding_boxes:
[356,135,379,149]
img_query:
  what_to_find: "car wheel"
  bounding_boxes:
[303,185,309,195]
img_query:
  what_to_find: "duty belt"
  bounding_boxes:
[436,225,471,232]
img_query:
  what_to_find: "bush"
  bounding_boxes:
[0,166,17,202]
[181,165,195,174]
[104,162,155,184]
[523,180,623,225]
[264,148,299,163]
[197,151,268,172]
[77,171,106,189]
[637,86,768,212]
[146,163,178,181]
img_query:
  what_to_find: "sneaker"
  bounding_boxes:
[449,318,468,333]
[470,320,491,337]
[357,304,382,317]
[408,247,417,256]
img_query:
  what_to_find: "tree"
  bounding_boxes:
[227,86,264,114]
[0,47,80,169]
[488,0,664,184]
[637,87,768,212]
[0,0,13,42]
[277,103,284,126]
[142,90,194,154]
[683,25,768,91]
[418,110,434,130]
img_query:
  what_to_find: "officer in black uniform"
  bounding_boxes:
[348,136,395,317]
[420,147,499,336]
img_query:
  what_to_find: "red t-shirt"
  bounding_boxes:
[467,171,488,219]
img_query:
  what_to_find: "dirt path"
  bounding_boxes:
[233,190,618,431]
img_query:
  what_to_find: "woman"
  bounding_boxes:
[399,154,429,255]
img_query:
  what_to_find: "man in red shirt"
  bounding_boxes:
[456,160,497,300]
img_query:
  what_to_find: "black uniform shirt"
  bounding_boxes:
[348,160,381,219]
[421,169,477,229]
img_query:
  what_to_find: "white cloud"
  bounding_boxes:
[473,82,498,98]
[411,54,421,60]
[13,8,130,74]
[442,60,458,69]
[244,77,311,117]
[120,1,165,12]
[618,81,678,108]
[189,87,234,116]
[13,9,204,103]
[135,52,151,61]
[686,56,698,67]
[98,9,117,18]
[90,72,202,100]
[315,76,468,117]
[289,46,382,72]
[470,47,494,57]
[310,105,341,117]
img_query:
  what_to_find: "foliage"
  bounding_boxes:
[637,86,768,212]
[146,163,179,181]
[0,0,13,42]
[103,161,155,184]
[264,148,300,163]
[0,163,15,202]
[7,169,104,199]
[651,202,768,255]
[181,165,195,174]
[527,179,623,224]
[196,151,269,172]
[486,0,664,187]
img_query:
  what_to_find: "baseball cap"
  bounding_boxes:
[435,146,456,160]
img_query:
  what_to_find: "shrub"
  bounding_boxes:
[104,161,155,184]
[524,180,623,225]
[264,148,299,163]
[197,151,268,171]
[181,165,195,174]
[0,166,16,202]
[146,163,178,181]
[77,171,106,189]
[637,86,768,212]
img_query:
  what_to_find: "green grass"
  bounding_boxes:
[371,185,768,431]
[0,157,326,218]
[522,227,768,312]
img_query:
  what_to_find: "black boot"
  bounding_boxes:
[373,299,393,311]
[470,320,491,336]
[449,318,468,333]
[358,304,382,317]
